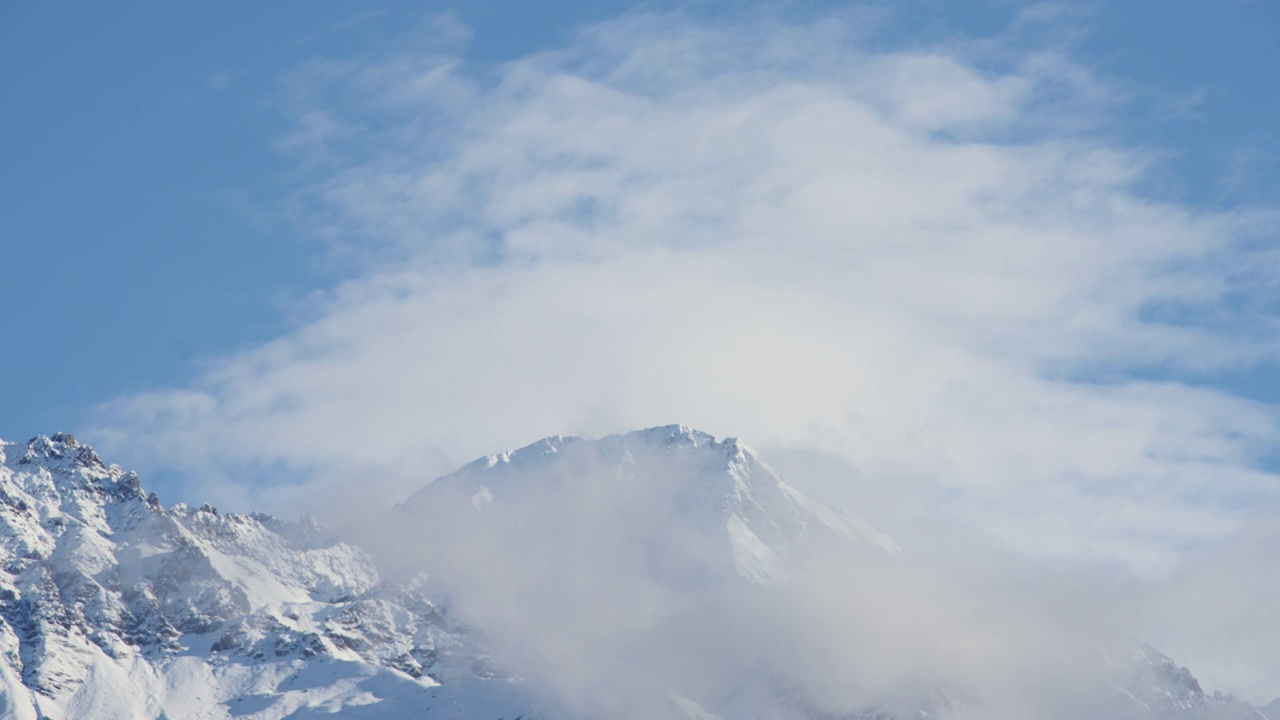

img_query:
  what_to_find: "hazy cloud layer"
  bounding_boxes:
[91,10,1280,700]
[358,431,1151,720]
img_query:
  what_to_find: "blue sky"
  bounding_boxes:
[4,1,1280,700]
[0,0,658,438]
[1,1,1277,443]
[2,0,1278,546]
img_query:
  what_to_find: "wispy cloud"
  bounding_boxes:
[91,8,1279,697]
[207,71,234,90]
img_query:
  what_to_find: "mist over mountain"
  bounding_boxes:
[0,430,1272,719]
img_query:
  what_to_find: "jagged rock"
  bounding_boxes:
[0,433,531,719]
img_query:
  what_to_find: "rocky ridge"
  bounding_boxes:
[0,433,535,720]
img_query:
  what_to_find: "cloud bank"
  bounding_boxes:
[91,8,1280,700]
[357,429,1146,720]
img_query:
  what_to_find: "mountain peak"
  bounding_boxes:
[7,432,105,471]
[491,425,752,468]
[629,423,717,447]
[465,425,737,474]
[0,432,510,719]
[396,426,901,591]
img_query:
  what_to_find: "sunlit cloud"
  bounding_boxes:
[92,10,1280,697]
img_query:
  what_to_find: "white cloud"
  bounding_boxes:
[208,71,234,90]
[1133,518,1280,703]
[92,9,1280,698]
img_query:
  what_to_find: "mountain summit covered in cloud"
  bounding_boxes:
[0,430,1270,719]
[393,425,902,584]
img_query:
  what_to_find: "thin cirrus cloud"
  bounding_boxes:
[93,12,1280,578]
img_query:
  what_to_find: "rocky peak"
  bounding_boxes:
[393,425,901,595]
[15,433,101,468]
[3,435,143,515]
[0,433,510,718]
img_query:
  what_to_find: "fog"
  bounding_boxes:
[343,430,1195,719]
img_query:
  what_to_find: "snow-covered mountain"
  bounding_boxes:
[391,425,901,587]
[0,428,1273,719]
[0,433,552,720]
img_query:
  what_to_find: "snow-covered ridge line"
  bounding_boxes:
[1,430,1270,719]
[410,423,903,564]
[0,432,529,720]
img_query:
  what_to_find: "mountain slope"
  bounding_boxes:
[0,433,548,720]
[394,424,901,587]
[377,426,1268,720]
[0,429,1271,720]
